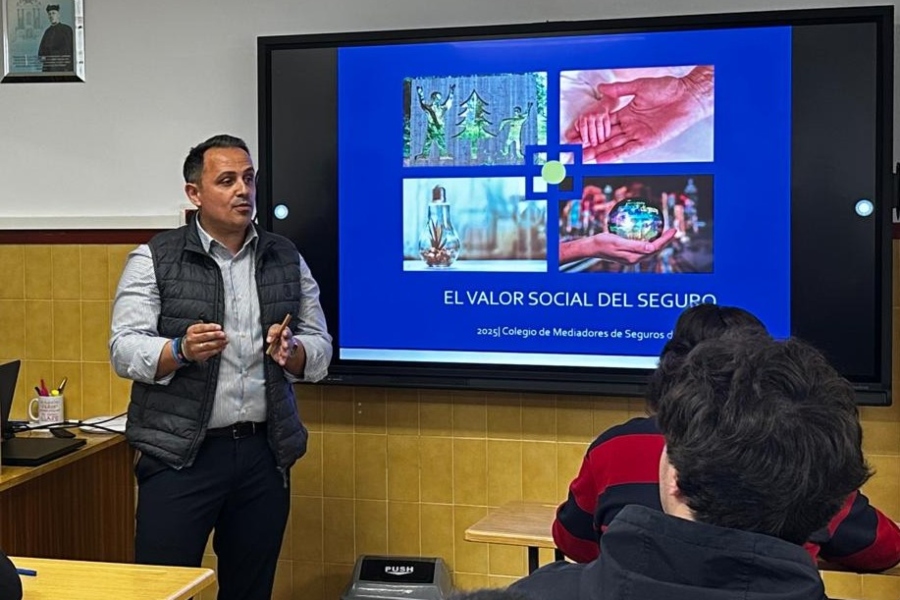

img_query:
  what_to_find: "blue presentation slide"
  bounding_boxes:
[335,26,792,368]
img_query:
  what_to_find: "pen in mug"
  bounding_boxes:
[56,376,67,394]
[16,568,36,576]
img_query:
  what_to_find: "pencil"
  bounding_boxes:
[266,313,292,356]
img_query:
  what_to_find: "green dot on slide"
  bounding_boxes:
[541,160,566,185]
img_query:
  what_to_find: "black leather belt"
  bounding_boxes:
[206,421,266,439]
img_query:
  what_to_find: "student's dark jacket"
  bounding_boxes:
[511,505,826,600]
[0,550,22,600]
[125,221,308,471]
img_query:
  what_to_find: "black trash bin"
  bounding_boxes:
[341,555,452,600]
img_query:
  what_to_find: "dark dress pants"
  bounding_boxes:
[134,433,290,600]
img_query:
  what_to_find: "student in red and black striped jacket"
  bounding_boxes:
[553,304,900,571]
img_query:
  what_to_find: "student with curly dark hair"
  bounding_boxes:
[552,304,900,571]
[514,334,872,600]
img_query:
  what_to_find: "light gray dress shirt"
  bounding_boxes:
[109,222,332,428]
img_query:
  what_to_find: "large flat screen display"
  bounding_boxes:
[258,6,893,403]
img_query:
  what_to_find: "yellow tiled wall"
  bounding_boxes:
[0,242,898,600]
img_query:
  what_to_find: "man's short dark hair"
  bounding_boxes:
[183,134,251,185]
[646,304,767,412]
[46,4,60,12]
[656,335,871,545]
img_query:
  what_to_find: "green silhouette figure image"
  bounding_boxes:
[498,102,533,159]
[452,88,495,161]
[415,84,455,161]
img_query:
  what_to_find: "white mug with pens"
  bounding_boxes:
[29,377,66,426]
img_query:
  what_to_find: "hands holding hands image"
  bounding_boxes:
[560,228,677,266]
[565,95,618,148]
[564,66,715,163]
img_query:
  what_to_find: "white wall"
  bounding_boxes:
[0,0,896,228]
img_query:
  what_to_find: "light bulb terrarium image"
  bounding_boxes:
[403,178,547,272]
[418,186,462,267]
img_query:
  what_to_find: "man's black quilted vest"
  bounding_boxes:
[125,221,309,471]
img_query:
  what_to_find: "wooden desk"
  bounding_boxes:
[464,501,563,572]
[13,556,214,600]
[0,433,134,562]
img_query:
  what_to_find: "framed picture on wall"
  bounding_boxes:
[0,0,84,82]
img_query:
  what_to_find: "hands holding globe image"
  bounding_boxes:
[559,176,713,274]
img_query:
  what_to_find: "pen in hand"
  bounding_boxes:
[266,313,292,357]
